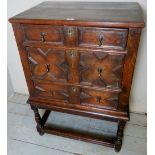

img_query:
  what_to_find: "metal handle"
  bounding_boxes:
[45,64,50,72]
[97,35,104,46]
[97,68,103,77]
[40,32,45,42]
[96,96,101,103]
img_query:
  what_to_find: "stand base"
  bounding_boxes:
[31,105,126,152]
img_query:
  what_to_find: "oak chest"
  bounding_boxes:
[9,2,144,152]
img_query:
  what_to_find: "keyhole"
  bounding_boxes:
[72,87,76,92]
[69,50,75,57]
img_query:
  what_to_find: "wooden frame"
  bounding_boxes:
[30,105,126,152]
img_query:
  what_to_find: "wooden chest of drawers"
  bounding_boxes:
[9,2,144,152]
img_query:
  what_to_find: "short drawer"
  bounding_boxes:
[78,27,128,50]
[80,51,125,89]
[22,25,64,44]
[80,88,119,110]
[26,47,67,82]
[32,82,69,103]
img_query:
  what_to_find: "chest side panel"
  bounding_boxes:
[119,28,142,111]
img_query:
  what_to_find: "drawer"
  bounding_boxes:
[32,82,81,105]
[27,47,68,82]
[32,82,69,102]
[80,51,125,88]
[78,27,128,50]
[80,88,119,110]
[23,25,64,44]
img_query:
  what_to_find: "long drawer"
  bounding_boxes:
[32,81,119,110]
[26,47,125,89]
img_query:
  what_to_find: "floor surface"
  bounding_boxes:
[8,93,147,155]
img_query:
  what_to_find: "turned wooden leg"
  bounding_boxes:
[31,105,44,136]
[114,120,126,152]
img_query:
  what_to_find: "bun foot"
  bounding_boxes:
[114,141,122,152]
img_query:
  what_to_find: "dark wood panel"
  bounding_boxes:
[23,24,64,44]
[27,47,68,82]
[31,78,122,93]
[12,23,35,94]
[32,80,120,110]
[44,125,115,147]
[66,50,80,83]
[32,82,69,103]
[118,28,142,111]
[65,49,81,104]
[9,2,144,28]
[23,42,128,54]
[80,51,125,89]
[80,88,119,110]
[78,27,128,50]
[64,26,78,46]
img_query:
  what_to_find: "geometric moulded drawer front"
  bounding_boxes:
[32,82,119,110]
[32,82,69,103]
[27,47,125,90]
[80,51,125,89]
[27,47,68,82]
[80,88,119,110]
[78,27,128,50]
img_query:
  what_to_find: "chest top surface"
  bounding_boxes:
[9,1,144,28]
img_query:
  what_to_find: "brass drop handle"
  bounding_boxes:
[96,96,101,103]
[40,32,45,42]
[45,64,50,72]
[97,68,103,77]
[97,35,104,46]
